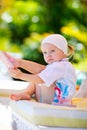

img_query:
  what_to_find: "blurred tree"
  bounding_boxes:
[0,0,14,14]
[0,0,87,65]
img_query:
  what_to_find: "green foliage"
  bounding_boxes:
[0,38,21,52]
[7,1,41,45]
[21,33,46,64]
[22,45,46,65]
[0,0,87,66]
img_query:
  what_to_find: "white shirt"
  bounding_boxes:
[38,59,76,96]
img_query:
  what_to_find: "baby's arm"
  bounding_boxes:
[18,59,46,74]
[8,67,44,83]
[5,52,46,74]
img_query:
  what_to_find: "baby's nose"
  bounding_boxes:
[46,52,51,57]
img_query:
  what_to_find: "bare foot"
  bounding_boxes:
[10,92,31,101]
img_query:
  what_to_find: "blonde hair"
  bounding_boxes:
[67,45,74,59]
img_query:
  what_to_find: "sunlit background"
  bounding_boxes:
[0,0,87,70]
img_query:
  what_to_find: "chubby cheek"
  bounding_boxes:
[43,56,48,63]
[52,55,60,62]
[54,55,58,60]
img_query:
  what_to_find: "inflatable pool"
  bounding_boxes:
[10,98,87,130]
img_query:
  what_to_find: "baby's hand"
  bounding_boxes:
[5,53,19,69]
[0,51,14,69]
[8,68,22,79]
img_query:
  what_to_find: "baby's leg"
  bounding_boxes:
[36,84,55,104]
[10,82,35,101]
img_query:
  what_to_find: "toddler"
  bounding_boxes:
[9,34,76,105]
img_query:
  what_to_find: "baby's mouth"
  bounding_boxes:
[47,59,53,63]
